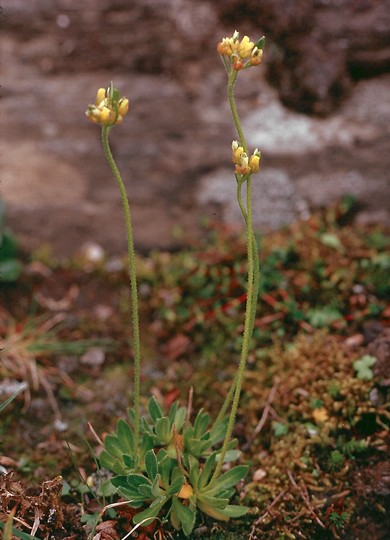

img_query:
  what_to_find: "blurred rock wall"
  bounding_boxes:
[1,0,389,256]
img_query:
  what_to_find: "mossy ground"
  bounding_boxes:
[0,201,389,539]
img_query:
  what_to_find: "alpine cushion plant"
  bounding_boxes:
[85,31,265,536]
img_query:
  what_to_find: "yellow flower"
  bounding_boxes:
[217,31,264,72]
[249,150,261,173]
[237,36,254,58]
[232,140,244,164]
[86,83,129,127]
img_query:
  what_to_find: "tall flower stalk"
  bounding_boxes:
[86,84,142,451]
[210,31,264,483]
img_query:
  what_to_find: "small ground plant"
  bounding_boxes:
[85,31,265,535]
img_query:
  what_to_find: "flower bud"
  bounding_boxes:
[249,154,260,173]
[118,98,129,117]
[235,152,251,175]
[95,88,106,106]
[232,141,245,164]
[178,483,194,499]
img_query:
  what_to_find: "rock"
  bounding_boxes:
[1,0,389,256]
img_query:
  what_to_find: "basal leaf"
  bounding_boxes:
[148,396,164,422]
[210,465,248,492]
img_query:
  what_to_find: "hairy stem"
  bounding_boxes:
[210,73,259,485]
[101,126,141,451]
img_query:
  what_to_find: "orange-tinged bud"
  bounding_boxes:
[217,37,236,56]
[233,60,244,71]
[178,483,193,499]
[235,164,251,175]
[250,48,264,66]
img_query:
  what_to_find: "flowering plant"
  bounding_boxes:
[86,30,265,536]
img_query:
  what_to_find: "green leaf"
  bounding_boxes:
[173,405,187,432]
[140,433,155,459]
[320,233,344,252]
[0,259,22,282]
[166,475,185,496]
[255,36,265,50]
[193,409,210,437]
[138,484,154,498]
[219,504,249,518]
[210,416,228,444]
[104,434,124,459]
[114,486,145,505]
[272,421,289,437]
[155,416,171,444]
[0,230,19,258]
[217,449,241,463]
[122,454,136,469]
[211,465,248,492]
[148,396,164,422]
[353,355,377,380]
[198,494,228,510]
[0,522,40,540]
[198,453,216,489]
[132,500,166,525]
[127,473,151,492]
[117,419,135,455]
[307,306,342,328]
[157,450,174,487]
[145,449,158,480]
[172,498,196,536]
[197,499,229,521]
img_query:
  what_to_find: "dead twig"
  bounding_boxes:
[249,488,287,539]
[287,470,325,529]
[243,378,279,451]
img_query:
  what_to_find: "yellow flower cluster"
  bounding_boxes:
[217,30,264,70]
[232,141,261,175]
[86,84,129,126]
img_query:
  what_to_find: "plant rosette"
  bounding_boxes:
[99,397,248,535]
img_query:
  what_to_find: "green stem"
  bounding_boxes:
[101,126,141,451]
[228,71,246,152]
[210,73,259,485]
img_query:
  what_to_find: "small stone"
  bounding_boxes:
[78,242,105,263]
[345,333,364,348]
[252,468,267,482]
[54,418,68,432]
[80,347,105,367]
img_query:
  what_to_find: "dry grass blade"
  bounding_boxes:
[0,310,115,417]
